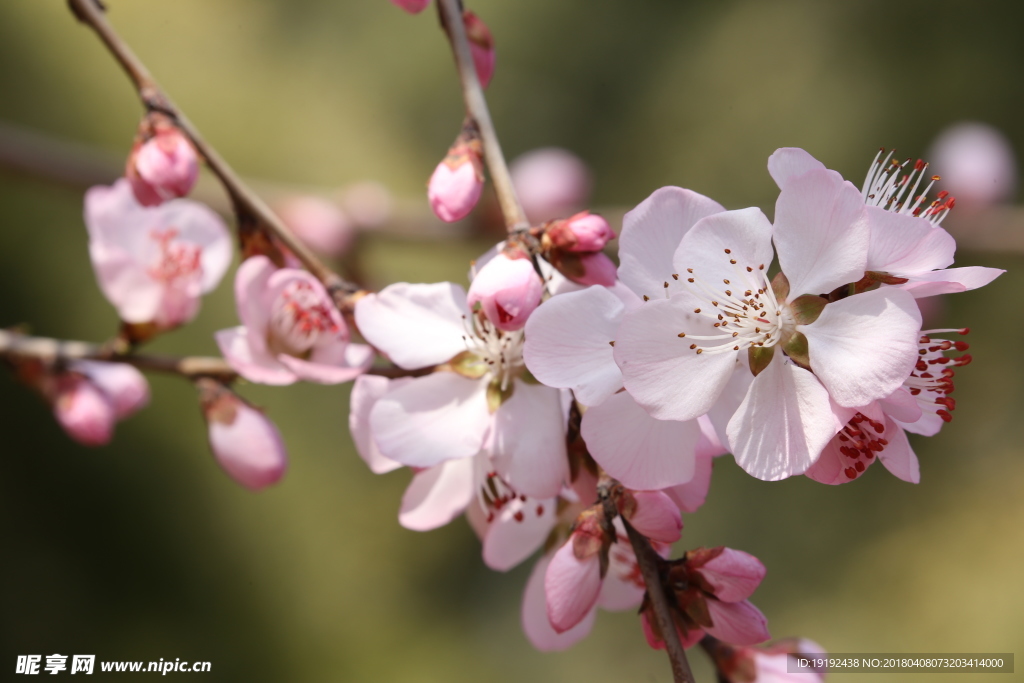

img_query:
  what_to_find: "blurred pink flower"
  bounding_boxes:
[277,196,355,258]
[126,127,199,206]
[200,381,287,490]
[511,148,592,224]
[389,0,431,13]
[929,122,1017,206]
[51,361,149,447]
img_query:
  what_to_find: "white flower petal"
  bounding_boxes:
[398,457,476,531]
[492,381,569,499]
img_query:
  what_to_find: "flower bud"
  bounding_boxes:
[428,129,484,223]
[511,148,592,224]
[463,11,495,88]
[72,360,150,420]
[547,212,615,253]
[389,0,431,13]
[277,195,355,258]
[198,380,287,490]
[468,252,543,331]
[574,251,617,286]
[53,375,116,447]
[929,122,1017,206]
[126,126,199,207]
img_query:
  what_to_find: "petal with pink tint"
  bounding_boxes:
[900,266,1005,298]
[767,148,827,189]
[398,457,476,531]
[545,540,603,633]
[618,186,725,300]
[696,548,766,602]
[705,599,770,646]
[349,375,406,475]
[801,287,921,408]
[429,160,482,222]
[215,327,297,385]
[278,340,374,384]
[803,436,857,486]
[878,387,923,424]
[673,208,776,300]
[155,199,232,292]
[641,611,705,651]
[71,360,149,420]
[663,451,713,513]
[483,496,557,571]
[53,377,115,446]
[389,0,431,13]
[492,381,569,499]
[582,390,701,490]
[522,555,597,651]
[355,282,470,370]
[234,256,277,332]
[774,169,869,298]
[727,357,841,481]
[864,206,956,275]
[523,285,637,407]
[615,292,739,421]
[207,401,288,491]
[626,490,683,543]
[572,252,618,287]
[877,417,920,484]
[897,409,945,438]
[369,372,490,468]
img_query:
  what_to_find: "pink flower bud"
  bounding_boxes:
[511,148,592,224]
[693,547,766,603]
[545,536,602,633]
[467,253,543,331]
[574,251,617,286]
[277,195,355,258]
[389,0,431,13]
[71,360,150,420]
[199,380,287,490]
[929,122,1017,206]
[127,128,199,207]
[428,149,484,223]
[619,490,682,543]
[548,212,615,252]
[53,375,116,447]
[463,11,495,88]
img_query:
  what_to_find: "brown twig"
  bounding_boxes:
[436,0,531,239]
[66,0,363,310]
[0,329,237,381]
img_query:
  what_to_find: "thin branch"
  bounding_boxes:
[436,0,530,237]
[623,517,697,683]
[66,0,363,310]
[0,329,236,381]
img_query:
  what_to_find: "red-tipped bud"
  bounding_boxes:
[126,126,199,206]
[53,375,116,447]
[277,196,355,258]
[548,212,615,253]
[468,252,543,331]
[389,0,431,13]
[428,127,484,223]
[199,380,287,491]
[463,11,495,88]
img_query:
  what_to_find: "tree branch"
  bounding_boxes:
[436,0,531,238]
[65,0,364,310]
[0,329,237,381]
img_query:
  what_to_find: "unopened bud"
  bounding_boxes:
[468,252,543,331]
[198,380,287,491]
[428,127,484,223]
[127,126,199,206]
[547,212,615,253]
[511,148,592,223]
[929,122,1017,206]
[277,195,355,258]
[389,0,431,13]
[53,375,115,447]
[71,360,150,420]
[463,11,495,88]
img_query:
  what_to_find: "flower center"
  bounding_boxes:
[270,281,339,355]
[836,412,887,480]
[148,228,201,286]
[478,470,545,524]
[460,314,526,390]
[862,150,955,224]
[905,328,970,423]
[677,249,795,355]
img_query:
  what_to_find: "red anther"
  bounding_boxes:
[937,190,949,199]
[854,460,866,472]
[845,467,857,479]
[873,422,884,433]
[909,388,922,396]
[513,511,524,522]
[869,441,883,452]
[852,413,865,423]
[931,175,941,181]
[840,446,858,458]
[914,159,925,171]
[954,341,970,351]
[956,354,973,366]
[919,335,932,343]
[936,397,956,410]
[838,434,849,442]
[486,511,495,523]
[536,504,544,516]
[959,328,970,335]
[931,357,950,365]
[937,410,953,423]
[920,372,934,379]
[519,494,527,502]
[947,197,956,209]
[878,438,888,446]
[865,451,875,460]
[916,360,928,371]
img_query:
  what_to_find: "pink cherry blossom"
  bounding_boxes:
[510,148,592,223]
[389,0,431,13]
[354,278,569,499]
[929,122,1017,206]
[216,256,373,385]
[84,179,231,329]
[200,381,287,490]
[126,127,199,206]
[467,252,544,332]
[277,195,355,257]
[463,11,495,88]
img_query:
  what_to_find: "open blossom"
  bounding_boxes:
[198,379,287,490]
[354,268,569,499]
[126,126,199,207]
[84,179,231,330]
[643,547,770,649]
[614,161,923,481]
[216,256,373,385]
[50,361,150,447]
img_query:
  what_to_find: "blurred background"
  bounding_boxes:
[1,1,1022,681]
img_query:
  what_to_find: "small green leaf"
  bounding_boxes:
[782,330,811,369]
[789,295,828,325]
[770,272,790,301]
[486,377,515,413]
[747,345,775,376]
[442,351,488,379]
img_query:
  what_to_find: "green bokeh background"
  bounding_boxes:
[1,2,1021,681]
